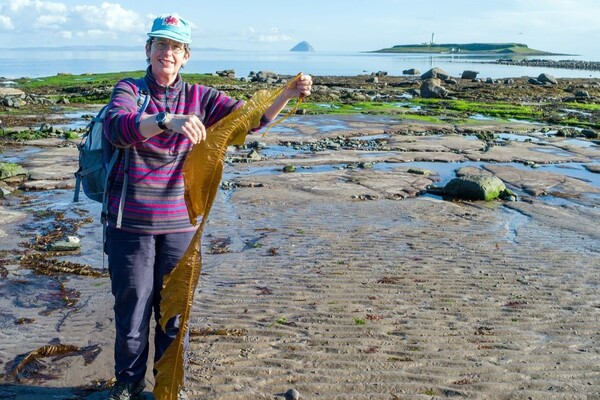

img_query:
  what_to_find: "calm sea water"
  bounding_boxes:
[2,48,600,80]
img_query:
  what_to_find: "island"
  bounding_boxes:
[372,42,562,56]
[290,41,315,52]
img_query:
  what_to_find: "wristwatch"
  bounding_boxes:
[156,112,168,130]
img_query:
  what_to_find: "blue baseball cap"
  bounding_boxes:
[148,15,192,44]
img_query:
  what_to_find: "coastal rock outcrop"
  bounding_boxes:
[493,58,600,71]
[248,71,280,84]
[538,73,558,85]
[461,70,479,79]
[0,162,28,182]
[420,67,452,80]
[441,174,511,201]
[216,69,235,79]
[403,68,420,75]
[420,78,449,98]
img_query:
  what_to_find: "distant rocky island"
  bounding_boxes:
[372,42,562,56]
[290,41,315,52]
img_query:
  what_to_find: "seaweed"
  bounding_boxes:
[7,344,101,381]
[20,253,107,278]
[153,74,303,400]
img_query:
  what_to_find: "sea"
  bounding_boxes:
[1,48,600,80]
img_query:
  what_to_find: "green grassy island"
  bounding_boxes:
[372,42,561,55]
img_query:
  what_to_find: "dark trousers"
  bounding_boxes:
[106,226,195,383]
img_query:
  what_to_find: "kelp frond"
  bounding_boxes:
[153,74,303,400]
[9,344,100,380]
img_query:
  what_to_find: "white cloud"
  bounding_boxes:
[0,15,14,30]
[9,0,32,13]
[34,14,67,29]
[35,0,67,14]
[0,0,145,45]
[257,33,292,43]
[73,2,144,33]
[76,29,117,39]
[242,26,293,43]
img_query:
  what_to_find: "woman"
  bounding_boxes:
[103,14,312,400]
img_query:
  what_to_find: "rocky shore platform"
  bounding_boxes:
[490,58,600,72]
[0,73,599,399]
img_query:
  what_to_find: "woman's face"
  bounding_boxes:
[146,38,190,85]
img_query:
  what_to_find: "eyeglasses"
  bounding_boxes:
[153,40,186,54]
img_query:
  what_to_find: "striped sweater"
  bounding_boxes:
[103,67,265,234]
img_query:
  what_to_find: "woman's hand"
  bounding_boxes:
[263,74,313,121]
[165,114,206,145]
[140,113,206,144]
[285,74,313,100]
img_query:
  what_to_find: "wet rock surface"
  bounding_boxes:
[0,82,599,399]
[442,174,508,201]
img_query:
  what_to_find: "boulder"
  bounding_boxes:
[528,78,544,86]
[216,69,235,79]
[372,71,388,77]
[250,71,279,83]
[0,184,12,199]
[403,68,420,75]
[407,168,432,176]
[461,70,479,80]
[420,67,451,80]
[420,78,449,99]
[581,129,599,139]
[0,162,28,181]
[443,174,507,201]
[2,97,27,108]
[246,149,262,161]
[538,73,557,85]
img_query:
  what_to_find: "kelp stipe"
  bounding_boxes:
[153,74,303,400]
[261,95,303,138]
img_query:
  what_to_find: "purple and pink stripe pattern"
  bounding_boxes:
[103,68,264,234]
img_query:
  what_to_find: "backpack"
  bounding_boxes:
[73,78,150,229]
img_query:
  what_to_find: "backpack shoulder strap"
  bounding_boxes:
[113,77,151,229]
[135,78,151,120]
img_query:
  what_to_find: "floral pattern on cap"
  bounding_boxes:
[148,15,192,44]
[164,16,179,26]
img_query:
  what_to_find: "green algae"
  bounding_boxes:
[413,98,541,120]
[14,71,237,104]
[298,101,444,122]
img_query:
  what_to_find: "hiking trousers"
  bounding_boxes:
[106,226,196,383]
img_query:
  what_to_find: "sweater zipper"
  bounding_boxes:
[164,86,170,113]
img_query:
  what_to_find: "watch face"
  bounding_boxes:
[156,112,167,129]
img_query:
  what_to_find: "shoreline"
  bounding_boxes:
[2,51,600,82]
[488,58,600,72]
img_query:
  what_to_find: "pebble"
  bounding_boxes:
[285,388,300,400]
[47,235,81,251]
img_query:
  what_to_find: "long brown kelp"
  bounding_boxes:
[9,344,101,380]
[153,74,302,400]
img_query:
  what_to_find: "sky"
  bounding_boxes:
[1,0,599,58]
